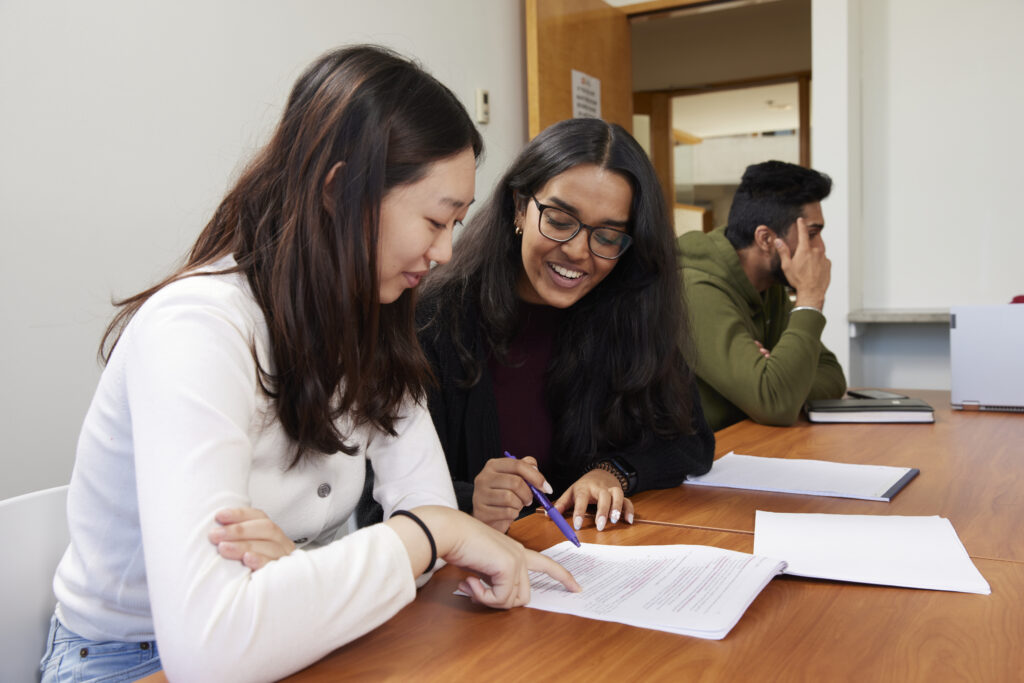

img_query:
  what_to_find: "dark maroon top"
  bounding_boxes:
[488,303,565,473]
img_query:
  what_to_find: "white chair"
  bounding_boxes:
[0,485,70,682]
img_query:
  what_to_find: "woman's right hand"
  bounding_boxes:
[208,507,296,570]
[471,455,552,533]
[386,506,580,609]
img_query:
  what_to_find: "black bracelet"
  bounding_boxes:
[390,509,437,574]
[590,460,628,492]
[609,456,638,495]
[588,457,638,496]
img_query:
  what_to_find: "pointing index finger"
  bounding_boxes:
[795,216,810,249]
[526,550,582,593]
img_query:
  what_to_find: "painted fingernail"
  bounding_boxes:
[596,515,606,531]
[542,480,553,495]
[574,516,583,530]
[610,509,621,524]
[626,512,634,524]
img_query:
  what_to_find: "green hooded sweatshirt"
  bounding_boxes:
[678,227,846,431]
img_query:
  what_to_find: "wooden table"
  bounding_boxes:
[636,390,1024,562]
[142,391,1024,681]
[282,390,1023,682]
[283,513,1024,682]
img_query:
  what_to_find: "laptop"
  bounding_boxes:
[950,305,1024,412]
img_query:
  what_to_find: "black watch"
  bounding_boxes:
[590,456,638,496]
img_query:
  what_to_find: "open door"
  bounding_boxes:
[525,0,632,138]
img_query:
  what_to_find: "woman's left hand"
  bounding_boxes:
[207,507,296,570]
[551,469,634,532]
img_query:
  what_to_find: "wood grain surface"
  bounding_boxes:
[636,391,1024,563]
[281,512,1023,682]
[525,0,632,137]
[139,390,1024,682]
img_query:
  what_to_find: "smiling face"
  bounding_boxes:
[515,164,633,308]
[377,147,476,304]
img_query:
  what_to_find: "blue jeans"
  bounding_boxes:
[40,614,162,683]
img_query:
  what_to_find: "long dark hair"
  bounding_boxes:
[421,118,693,476]
[100,45,483,465]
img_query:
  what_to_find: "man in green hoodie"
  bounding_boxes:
[678,160,846,431]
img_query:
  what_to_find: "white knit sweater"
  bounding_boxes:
[54,258,456,682]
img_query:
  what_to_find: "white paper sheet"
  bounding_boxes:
[523,542,786,639]
[753,511,991,594]
[685,452,918,501]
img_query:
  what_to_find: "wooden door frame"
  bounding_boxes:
[525,0,633,138]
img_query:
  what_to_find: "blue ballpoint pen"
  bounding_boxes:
[504,450,581,548]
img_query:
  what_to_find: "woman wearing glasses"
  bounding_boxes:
[414,117,714,535]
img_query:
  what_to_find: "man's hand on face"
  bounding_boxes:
[774,217,830,310]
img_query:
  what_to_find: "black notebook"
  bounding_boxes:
[805,398,935,423]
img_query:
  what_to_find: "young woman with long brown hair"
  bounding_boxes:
[42,45,576,683]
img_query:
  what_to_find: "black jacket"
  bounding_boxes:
[418,290,715,513]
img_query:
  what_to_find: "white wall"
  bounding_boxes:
[852,323,951,390]
[813,0,1024,392]
[859,0,1024,310]
[0,0,526,499]
[810,0,859,382]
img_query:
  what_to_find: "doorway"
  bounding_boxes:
[626,0,812,233]
[524,0,812,233]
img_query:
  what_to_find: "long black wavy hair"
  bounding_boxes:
[420,118,694,477]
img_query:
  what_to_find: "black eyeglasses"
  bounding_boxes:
[531,197,632,260]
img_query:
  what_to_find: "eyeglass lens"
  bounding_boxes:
[539,206,629,259]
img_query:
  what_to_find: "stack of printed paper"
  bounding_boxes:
[524,542,786,640]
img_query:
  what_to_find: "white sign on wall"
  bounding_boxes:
[571,69,601,119]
